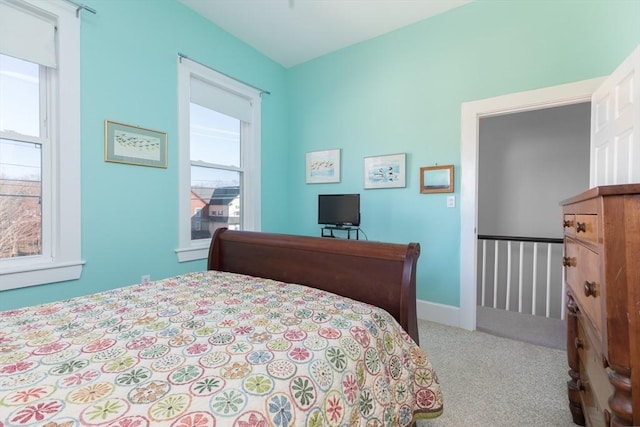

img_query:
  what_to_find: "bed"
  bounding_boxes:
[0,228,443,426]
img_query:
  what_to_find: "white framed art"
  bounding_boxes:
[306,149,341,183]
[363,153,406,189]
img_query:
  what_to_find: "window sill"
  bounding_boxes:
[0,260,85,291]
[175,244,209,263]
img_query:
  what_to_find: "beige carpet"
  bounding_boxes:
[476,306,566,351]
[416,320,576,426]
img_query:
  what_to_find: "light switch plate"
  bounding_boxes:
[447,195,456,208]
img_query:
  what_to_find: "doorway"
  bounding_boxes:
[475,103,590,349]
[459,77,604,332]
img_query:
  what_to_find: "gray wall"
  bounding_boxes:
[478,103,590,239]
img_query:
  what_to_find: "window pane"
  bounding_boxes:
[0,139,42,258]
[190,103,240,167]
[0,54,40,136]
[191,166,240,240]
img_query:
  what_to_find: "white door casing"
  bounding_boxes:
[591,46,640,187]
[460,45,640,331]
[459,78,603,331]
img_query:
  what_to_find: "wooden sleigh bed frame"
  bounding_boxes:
[0,229,442,426]
[208,228,421,344]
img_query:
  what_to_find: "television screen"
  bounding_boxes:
[318,194,360,227]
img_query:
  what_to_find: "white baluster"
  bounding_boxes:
[518,242,524,313]
[493,240,499,309]
[505,241,512,311]
[546,243,552,318]
[481,240,487,307]
[532,242,538,316]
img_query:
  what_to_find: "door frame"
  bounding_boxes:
[459,77,604,331]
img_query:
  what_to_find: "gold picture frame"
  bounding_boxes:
[420,165,454,193]
[104,120,167,168]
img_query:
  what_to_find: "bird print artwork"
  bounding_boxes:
[113,129,161,161]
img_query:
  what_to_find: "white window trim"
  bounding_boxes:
[0,0,83,291]
[176,58,261,262]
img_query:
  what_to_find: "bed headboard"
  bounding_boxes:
[208,228,420,344]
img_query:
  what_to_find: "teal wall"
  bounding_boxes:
[285,0,640,306]
[1,0,289,310]
[2,0,640,311]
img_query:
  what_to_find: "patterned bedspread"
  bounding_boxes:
[0,271,443,426]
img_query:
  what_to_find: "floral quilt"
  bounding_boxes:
[0,271,443,426]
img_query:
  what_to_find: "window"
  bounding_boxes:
[176,58,261,262]
[0,0,82,290]
[0,56,42,259]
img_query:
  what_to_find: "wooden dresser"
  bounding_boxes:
[561,184,640,426]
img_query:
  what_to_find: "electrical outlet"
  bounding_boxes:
[141,275,151,284]
[447,195,456,208]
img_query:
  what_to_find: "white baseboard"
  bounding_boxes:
[416,299,465,329]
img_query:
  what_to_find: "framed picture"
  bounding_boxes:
[363,153,406,189]
[306,149,341,183]
[104,120,167,168]
[420,165,454,193]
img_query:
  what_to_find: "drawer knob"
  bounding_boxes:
[562,257,575,267]
[576,222,587,233]
[563,219,573,228]
[574,337,584,349]
[583,281,597,297]
[576,379,585,391]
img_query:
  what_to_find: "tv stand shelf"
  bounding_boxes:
[321,226,360,240]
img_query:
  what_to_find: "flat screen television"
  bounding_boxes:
[318,194,360,227]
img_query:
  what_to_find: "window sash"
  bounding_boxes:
[190,166,242,240]
[189,102,241,169]
[0,59,50,263]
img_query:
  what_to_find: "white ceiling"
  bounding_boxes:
[180,0,472,68]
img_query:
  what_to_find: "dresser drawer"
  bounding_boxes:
[565,238,602,335]
[573,214,598,245]
[576,313,613,421]
[563,214,575,238]
[578,374,609,427]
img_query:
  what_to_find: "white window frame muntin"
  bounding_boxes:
[0,0,83,291]
[176,58,261,262]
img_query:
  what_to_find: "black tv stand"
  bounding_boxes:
[321,226,359,240]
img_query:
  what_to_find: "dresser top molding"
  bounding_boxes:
[561,184,640,205]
